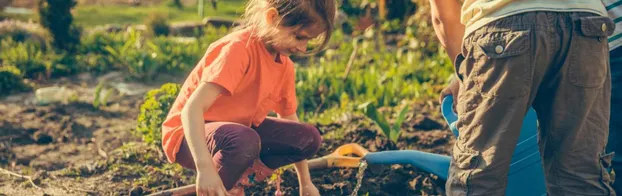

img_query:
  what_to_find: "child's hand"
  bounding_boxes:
[196,170,228,196]
[439,78,460,111]
[299,183,320,196]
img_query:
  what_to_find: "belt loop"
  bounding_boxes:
[569,11,583,22]
[570,15,581,32]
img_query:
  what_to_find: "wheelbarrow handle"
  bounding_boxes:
[147,184,195,196]
[441,95,457,123]
[441,95,459,137]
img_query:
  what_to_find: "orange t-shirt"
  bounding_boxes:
[161,28,298,163]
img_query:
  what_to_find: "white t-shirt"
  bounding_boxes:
[461,0,608,41]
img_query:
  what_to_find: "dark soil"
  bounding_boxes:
[0,74,455,196]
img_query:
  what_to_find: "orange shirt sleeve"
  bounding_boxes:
[275,61,298,116]
[201,41,249,96]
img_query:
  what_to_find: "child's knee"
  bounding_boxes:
[300,123,322,156]
[237,135,262,159]
[221,125,262,160]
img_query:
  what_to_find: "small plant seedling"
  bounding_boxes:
[93,81,114,109]
[359,102,409,144]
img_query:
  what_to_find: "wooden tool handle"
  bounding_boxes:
[307,157,328,170]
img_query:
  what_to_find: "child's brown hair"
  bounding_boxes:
[242,0,337,55]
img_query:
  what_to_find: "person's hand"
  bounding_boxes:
[299,183,320,196]
[196,169,228,196]
[439,78,460,111]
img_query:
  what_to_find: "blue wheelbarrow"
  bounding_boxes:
[307,95,546,196]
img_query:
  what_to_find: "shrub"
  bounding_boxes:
[0,39,57,79]
[79,31,125,54]
[0,20,52,47]
[135,83,181,146]
[0,65,32,96]
[37,0,81,52]
[168,0,182,9]
[145,12,170,37]
[104,29,163,81]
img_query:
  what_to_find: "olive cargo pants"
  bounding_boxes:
[447,11,616,196]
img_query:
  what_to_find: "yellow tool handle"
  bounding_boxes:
[330,143,370,157]
[308,143,371,169]
[327,156,363,168]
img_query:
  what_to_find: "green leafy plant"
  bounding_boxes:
[0,39,58,79]
[93,80,115,109]
[0,20,52,46]
[135,83,181,146]
[360,102,409,143]
[104,29,162,81]
[0,65,32,96]
[295,29,452,120]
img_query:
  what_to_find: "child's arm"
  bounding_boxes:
[429,0,464,104]
[428,0,464,62]
[181,82,228,195]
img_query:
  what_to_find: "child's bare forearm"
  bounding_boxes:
[428,0,465,62]
[181,82,223,172]
[181,105,214,170]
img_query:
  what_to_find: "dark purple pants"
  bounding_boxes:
[175,117,322,190]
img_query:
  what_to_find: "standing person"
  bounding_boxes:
[605,0,622,194]
[429,0,616,195]
[160,0,337,195]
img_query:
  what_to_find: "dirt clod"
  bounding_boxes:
[412,116,444,130]
[33,131,53,144]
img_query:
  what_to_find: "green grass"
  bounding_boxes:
[0,12,33,23]
[2,0,246,27]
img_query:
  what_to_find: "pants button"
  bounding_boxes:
[495,45,504,54]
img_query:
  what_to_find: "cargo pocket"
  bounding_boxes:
[455,150,480,169]
[568,16,614,88]
[471,30,532,99]
[448,143,481,191]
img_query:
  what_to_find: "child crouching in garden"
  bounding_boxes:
[160,0,337,195]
